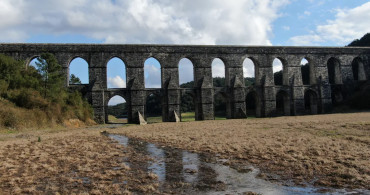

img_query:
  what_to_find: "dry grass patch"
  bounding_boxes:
[111,112,370,189]
[0,129,159,194]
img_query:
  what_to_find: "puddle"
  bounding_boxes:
[109,134,369,194]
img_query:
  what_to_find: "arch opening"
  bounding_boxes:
[27,57,41,73]
[107,57,126,89]
[212,58,225,87]
[331,88,343,106]
[276,91,290,116]
[246,91,259,117]
[352,57,366,81]
[107,95,127,124]
[69,57,89,85]
[301,58,310,85]
[144,57,161,88]
[327,57,342,85]
[243,58,255,87]
[304,90,318,114]
[145,93,162,123]
[214,92,227,119]
[179,58,195,121]
[273,58,284,86]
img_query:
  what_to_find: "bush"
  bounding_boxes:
[0,53,95,130]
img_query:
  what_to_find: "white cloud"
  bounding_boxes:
[273,59,283,73]
[0,0,289,45]
[108,76,126,88]
[290,2,370,46]
[144,64,161,88]
[212,59,225,77]
[243,58,255,77]
[179,58,194,84]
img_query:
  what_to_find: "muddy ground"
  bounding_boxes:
[0,112,369,194]
[110,112,370,190]
[0,129,160,194]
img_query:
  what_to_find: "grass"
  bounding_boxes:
[147,116,163,124]
[181,112,195,122]
[108,115,128,124]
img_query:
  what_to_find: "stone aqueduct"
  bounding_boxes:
[1,44,369,124]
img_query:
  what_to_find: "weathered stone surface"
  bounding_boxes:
[0,43,369,124]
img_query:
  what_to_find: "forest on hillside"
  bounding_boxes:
[0,53,93,129]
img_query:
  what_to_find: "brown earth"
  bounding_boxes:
[110,112,370,189]
[0,112,369,194]
[0,128,160,194]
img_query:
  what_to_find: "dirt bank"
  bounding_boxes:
[110,112,370,189]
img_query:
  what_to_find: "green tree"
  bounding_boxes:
[348,33,370,47]
[35,53,65,100]
[69,74,82,84]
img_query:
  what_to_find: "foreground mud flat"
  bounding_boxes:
[0,112,369,194]
[110,112,370,190]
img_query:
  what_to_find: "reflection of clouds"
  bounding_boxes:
[243,58,255,77]
[108,95,126,106]
[179,58,194,84]
[145,64,161,88]
[108,76,126,88]
[273,59,283,73]
[212,58,225,78]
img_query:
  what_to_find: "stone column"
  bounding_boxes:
[225,56,247,118]
[255,56,275,117]
[315,55,333,113]
[54,53,70,87]
[161,56,181,122]
[126,56,146,124]
[89,53,107,124]
[339,56,355,99]
[287,56,305,115]
[193,57,214,120]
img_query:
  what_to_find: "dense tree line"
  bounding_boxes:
[0,53,93,128]
[348,33,370,47]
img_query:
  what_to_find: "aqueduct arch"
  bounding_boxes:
[1,44,369,124]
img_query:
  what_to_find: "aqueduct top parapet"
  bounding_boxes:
[1,43,369,123]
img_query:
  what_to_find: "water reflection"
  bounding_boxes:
[109,134,369,195]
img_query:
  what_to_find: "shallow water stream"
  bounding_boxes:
[109,134,368,194]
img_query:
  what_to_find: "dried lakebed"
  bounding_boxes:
[108,133,368,194]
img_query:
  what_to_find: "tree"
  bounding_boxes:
[69,74,82,84]
[348,33,370,47]
[35,53,65,100]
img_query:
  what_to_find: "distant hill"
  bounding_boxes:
[348,33,370,47]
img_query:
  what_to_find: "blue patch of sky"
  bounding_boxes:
[69,58,89,84]
[144,57,161,88]
[272,0,369,46]
[107,57,126,88]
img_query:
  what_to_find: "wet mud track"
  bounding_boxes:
[109,134,369,194]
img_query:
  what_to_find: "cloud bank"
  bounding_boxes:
[0,0,288,45]
[289,2,370,46]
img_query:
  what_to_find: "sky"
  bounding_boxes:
[2,0,370,105]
